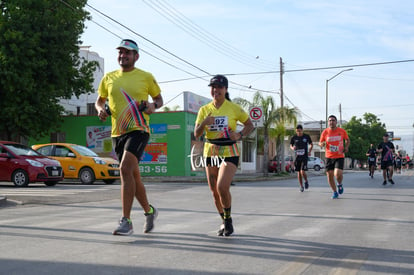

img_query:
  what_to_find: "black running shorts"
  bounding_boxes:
[381,160,393,170]
[294,158,308,172]
[112,130,149,162]
[325,158,344,171]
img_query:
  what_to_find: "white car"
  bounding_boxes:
[307,156,325,171]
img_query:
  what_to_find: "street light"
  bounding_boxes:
[325,68,353,127]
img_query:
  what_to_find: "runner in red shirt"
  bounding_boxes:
[319,115,350,199]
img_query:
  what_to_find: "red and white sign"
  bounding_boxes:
[249,107,263,127]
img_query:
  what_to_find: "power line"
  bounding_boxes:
[86,3,211,75]
[224,59,414,76]
[82,2,267,93]
[141,0,276,70]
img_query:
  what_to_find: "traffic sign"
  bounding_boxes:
[249,107,263,127]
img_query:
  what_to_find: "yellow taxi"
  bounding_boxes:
[32,143,120,184]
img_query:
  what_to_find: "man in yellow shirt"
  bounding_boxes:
[95,39,163,236]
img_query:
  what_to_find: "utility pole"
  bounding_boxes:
[339,103,342,127]
[280,57,285,172]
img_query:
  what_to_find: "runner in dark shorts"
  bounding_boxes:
[366,144,377,178]
[319,115,350,199]
[290,125,313,192]
[377,133,395,186]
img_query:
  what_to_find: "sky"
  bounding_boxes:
[80,0,414,154]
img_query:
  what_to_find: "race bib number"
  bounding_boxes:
[329,145,339,152]
[296,149,305,156]
[209,116,228,132]
[369,157,375,162]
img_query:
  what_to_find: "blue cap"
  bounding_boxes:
[117,39,139,52]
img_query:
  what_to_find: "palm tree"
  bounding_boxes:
[271,107,298,172]
[234,91,297,176]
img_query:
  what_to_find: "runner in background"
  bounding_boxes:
[366,144,377,178]
[319,115,350,199]
[290,125,313,192]
[377,133,395,186]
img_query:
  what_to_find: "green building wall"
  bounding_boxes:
[30,111,203,177]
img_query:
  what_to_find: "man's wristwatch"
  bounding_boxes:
[153,102,158,109]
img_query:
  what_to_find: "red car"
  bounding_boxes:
[0,141,63,187]
[268,156,294,173]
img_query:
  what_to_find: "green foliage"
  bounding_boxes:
[343,113,386,161]
[0,0,97,140]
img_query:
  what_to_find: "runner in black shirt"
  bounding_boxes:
[394,152,402,174]
[366,144,377,178]
[290,125,313,192]
[377,133,395,185]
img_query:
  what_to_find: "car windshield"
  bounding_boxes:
[72,145,98,157]
[5,143,42,156]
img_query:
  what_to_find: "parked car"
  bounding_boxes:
[32,143,120,184]
[0,141,63,187]
[268,156,294,173]
[307,156,325,171]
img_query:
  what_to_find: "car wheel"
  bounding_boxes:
[314,165,321,171]
[103,179,115,184]
[44,181,58,186]
[12,169,29,187]
[79,168,95,184]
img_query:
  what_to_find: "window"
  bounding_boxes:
[55,146,71,157]
[242,139,254,162]
[37,146,53,156]
[87,103,97,116]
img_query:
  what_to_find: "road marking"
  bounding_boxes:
[274,250,325,275]
[329,252,368,275]
[0,188,110,197]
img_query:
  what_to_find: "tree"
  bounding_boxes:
[234,91,297,175]
[0,0,97,141]
[343,113,386,162]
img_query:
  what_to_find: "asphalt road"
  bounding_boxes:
[0,170,413,274]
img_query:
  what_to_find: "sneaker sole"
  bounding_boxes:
[113,229,134,236]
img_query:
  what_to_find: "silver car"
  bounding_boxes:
[307,156,325,171]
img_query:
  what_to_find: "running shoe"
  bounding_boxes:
[332,191,339,199]
[300,186,304,192]
[382,180,387,186]
[337,184,344,195]
[113,217,133,236]
[217,223,225,236]
[143,205,158,233]
[389,179,395,185]
[223,218,234,236]
[304,181,309,189]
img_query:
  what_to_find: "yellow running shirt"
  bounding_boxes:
[196,100,249,157]
[98,68,161,137]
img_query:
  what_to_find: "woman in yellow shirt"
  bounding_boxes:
[195,75,254,236]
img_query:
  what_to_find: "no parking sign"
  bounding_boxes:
[249,107,263,127]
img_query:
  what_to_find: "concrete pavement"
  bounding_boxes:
[1,170,414,274]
